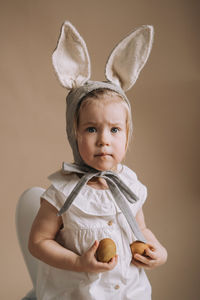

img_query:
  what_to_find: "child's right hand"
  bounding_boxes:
[75,240,118,273]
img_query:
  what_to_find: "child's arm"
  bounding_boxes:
[28,199,117,273]
[132,208,168,269]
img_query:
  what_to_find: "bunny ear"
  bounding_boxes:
[52,21,91,89]
[105,25,154,91]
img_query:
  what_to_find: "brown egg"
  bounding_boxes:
[96,238,116,263]
[130,241,150,257]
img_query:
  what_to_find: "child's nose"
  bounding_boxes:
[97,130,110,146]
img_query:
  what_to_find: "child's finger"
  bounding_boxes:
[132,253,156,269]
[108,254,118,266]
[132,258,153,270]
[134,253,145,262]
[145,247,157,259]
[147,243,155,251]
[134,253,152,265]
[132,258,144,268]
[88,240,99,255]
[98,255,118,271]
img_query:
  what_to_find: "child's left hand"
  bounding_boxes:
[131,242,167,270]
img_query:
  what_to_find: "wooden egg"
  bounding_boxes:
[96,238,116,263]
[130,241,150,257]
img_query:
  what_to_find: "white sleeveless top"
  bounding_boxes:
[36,164,151,300]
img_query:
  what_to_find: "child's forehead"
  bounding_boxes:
[78,97,127,124]
[80,94,125,110]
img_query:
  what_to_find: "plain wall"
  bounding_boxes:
[0,0,199,299]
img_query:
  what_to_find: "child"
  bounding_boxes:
[28,22,167,300]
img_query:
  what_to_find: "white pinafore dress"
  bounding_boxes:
[36,164,151,300]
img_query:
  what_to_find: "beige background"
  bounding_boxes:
[0,0,199,299]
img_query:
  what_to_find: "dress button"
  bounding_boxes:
[108,220,113,226]
[114,284,120,290]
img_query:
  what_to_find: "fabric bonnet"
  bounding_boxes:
[52,21,154,166]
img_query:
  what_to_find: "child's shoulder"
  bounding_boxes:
[47,169,79,191]
[120,164,147,200]
[119,164,139,182]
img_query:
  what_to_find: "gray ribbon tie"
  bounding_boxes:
[58,162,146,243]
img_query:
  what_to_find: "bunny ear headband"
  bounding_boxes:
[52,21,154,165]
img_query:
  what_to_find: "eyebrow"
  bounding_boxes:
[80,121,125,126]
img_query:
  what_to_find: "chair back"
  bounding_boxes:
[16,187,44,287]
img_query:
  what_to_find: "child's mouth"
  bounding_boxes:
[95,153,111,157]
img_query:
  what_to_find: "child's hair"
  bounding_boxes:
[74,88,133,148]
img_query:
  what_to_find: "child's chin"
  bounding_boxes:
[94,163,118,172]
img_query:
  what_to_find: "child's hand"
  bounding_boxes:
[75,240,118,273]
[131,242,167,270]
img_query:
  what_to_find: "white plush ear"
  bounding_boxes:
[52,21,91,89]
[105,25,154,91]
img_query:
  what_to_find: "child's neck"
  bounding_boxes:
[87,177,108,190]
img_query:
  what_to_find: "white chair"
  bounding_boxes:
[16,187,45,299]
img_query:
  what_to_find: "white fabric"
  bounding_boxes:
[52,21,154,92]
[16,187,45,288]
[36,164,151,300]
[105,25,154,91]
[52,21,91,89]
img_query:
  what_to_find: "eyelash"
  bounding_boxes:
[86,127,120,133]
[86,127,97,133]
[111,127,120,133]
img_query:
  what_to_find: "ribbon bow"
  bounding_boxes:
[58,162,146,243]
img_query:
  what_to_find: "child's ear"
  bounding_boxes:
[105,25,154,91]
[52,21,91,89]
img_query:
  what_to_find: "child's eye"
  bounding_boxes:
[111,127,120,133]
[86,127,97,133]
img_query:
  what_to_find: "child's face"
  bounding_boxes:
[77,96,127,171]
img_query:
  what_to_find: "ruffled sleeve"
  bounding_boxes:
[41,184,65,211]
[41,169,79,211]
[118,165,148,213]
